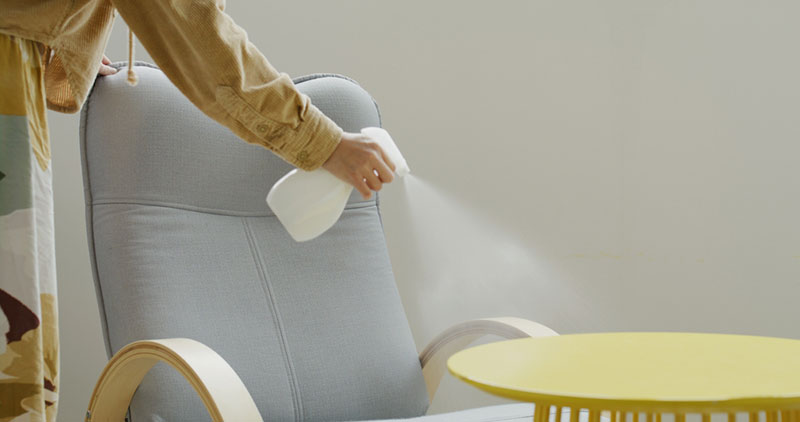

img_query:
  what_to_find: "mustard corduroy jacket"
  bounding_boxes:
[0,0,343,170]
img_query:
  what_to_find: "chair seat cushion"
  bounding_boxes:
[368,403,534,421]
[370,404,598,422]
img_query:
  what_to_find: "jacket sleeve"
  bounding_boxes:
[110,0,343,170]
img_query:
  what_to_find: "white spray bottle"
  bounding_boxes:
[267,127,410,242]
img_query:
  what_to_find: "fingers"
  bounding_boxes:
[321,131,400,200]
[359,159,394,200]
[364,168,383,192]
[373,158,394,184]
[351,175,372,200]
[362,138,396,199]
[99,55,118,75]
[362,136,394,182]
[98,64,118,76]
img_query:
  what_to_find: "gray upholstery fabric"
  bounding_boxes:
[80,64,535,422]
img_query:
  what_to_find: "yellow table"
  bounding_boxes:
[448,333,800,422]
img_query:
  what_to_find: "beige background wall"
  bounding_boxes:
[51,1,800,420]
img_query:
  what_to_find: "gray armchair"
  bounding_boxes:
[79,63,558,421]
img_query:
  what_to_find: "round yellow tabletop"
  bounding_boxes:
[448,333,800,415]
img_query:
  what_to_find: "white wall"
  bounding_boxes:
[52,1,800,420]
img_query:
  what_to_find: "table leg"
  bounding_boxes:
[534,403,550,422]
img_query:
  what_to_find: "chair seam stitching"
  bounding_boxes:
[79,78,115,356]
[90,198,376,216]
[242,218,304,421]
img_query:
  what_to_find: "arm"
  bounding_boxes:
[86,338,262,422]
[109,0,342,171]
[419,317,558,401]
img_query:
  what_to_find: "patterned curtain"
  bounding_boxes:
[0,33,60,422]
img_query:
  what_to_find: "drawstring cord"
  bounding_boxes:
[126,28,138,86]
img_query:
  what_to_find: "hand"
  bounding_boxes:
[98,55,117,76]
[322,132,397,199]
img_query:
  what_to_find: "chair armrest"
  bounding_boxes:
[86,338,262,422]
[418,317,558,401]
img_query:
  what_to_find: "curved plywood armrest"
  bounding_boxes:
[419,317,558,401]
[86,338,262,422]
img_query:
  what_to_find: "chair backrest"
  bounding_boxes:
[80,63,429,421]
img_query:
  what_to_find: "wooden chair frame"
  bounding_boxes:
[86,318,558,421]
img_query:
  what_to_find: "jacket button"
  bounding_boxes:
[256,124,268,133]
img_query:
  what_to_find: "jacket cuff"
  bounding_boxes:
[279,103,343,171]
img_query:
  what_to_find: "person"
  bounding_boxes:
[0,0,396,419]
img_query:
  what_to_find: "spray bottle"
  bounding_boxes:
[267,127,410,242]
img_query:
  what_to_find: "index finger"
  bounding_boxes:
[373,159,394,184]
